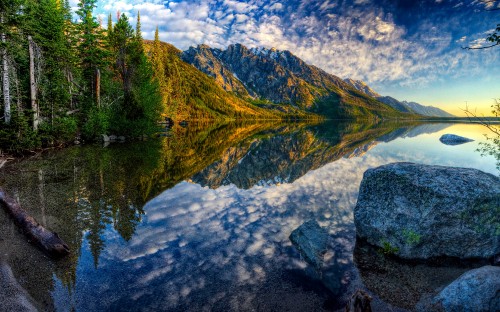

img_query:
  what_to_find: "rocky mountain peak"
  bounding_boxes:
[343,78,381,98]
[181,44,251,97]
[181,43,411,118]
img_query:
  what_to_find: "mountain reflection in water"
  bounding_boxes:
[0,121,495,311]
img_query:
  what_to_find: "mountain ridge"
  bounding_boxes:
[181,43,412,120]
[343,79,454,117]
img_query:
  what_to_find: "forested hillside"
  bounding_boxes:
[0,0,166,152]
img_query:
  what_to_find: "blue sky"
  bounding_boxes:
[83,0,499,115]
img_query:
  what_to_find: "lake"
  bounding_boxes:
[0,121,497,311]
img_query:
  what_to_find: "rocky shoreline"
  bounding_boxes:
[291,162,499,311]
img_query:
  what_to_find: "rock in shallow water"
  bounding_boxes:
[421,266,500,312]
[289,220,329,270]
[354,239,477,311]
[439,134,474,145]
[354,162,500,260]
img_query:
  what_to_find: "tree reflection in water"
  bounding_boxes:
[0,120,457,310]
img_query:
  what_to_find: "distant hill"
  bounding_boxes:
[401,101,455,118]
[343,79,455,117]
[182,44,413,120]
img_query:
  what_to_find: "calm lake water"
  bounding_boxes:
[0,121,497,311]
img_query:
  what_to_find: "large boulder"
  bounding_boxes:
[426,266,500,312]
[354,162,500,260]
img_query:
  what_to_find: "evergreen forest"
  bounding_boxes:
[0,0,290,154]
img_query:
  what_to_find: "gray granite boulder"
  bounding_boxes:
[289,220,329,270]
[439,134,474,145]
[431,266,500,312]
[354,162,500,260]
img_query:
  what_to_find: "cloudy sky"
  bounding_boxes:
[85,0,499,115]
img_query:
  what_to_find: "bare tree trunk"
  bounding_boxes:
[1,14,11,124]
[28,35,39,131]
[95,68,100,109]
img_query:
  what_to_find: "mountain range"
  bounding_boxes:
[343,79,454,117]
[148,41,454,120]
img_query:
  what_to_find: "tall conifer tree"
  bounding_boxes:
[76,0,107,109]
[151,26,167,113]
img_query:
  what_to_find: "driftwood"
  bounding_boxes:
[0,188,69,258]
[345,289,372,312]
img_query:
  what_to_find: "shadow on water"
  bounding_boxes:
[0,120,467,311]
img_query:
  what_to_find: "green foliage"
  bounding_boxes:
[313,89,412,120]
[478,135,500,172]
[402,229,422,246]
[106,14,162,137]
[0,109,40,153]
[38,116,78,145]
[76,0,109,109]
[486,23,500,48]
[82,108,110,139]
[1,1,164,152]
[27,0,75,113]
[380,240,400,255]
[471,100,500,172]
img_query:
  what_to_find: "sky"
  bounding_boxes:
[82,0,499,116]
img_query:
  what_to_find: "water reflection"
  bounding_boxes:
[0,121,496,311]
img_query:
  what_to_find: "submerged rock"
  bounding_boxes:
[345,289,372,312]
[439,134,474,145]
[354,162,500,260]
[354,239,475,310]
[421,266,500,312]
[289,220,329,270]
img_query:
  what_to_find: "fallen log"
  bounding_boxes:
[0,188,69,258]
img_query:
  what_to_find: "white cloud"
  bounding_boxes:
[268,2,284,11]
[91,0,499,89]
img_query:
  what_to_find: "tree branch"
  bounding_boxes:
[462,42,500,50]
[461,102,500,137]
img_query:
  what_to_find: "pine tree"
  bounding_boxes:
[110,13,135,102]
[135,11,142,42]
[151,26,167,113]
[106,13,113,38]
[28,0,77,131]
[107,13,161,135]
[76,0,107,109]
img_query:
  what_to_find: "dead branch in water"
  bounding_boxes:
[0,188,69,258]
